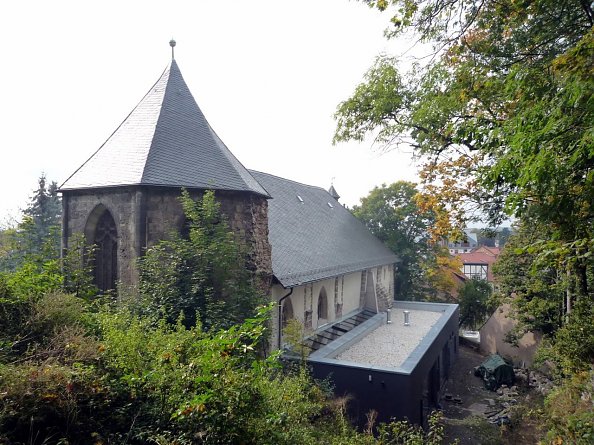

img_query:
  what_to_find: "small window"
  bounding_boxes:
[327,202,334,208]
[297,195,304,202]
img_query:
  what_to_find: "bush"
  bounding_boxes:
[138,190,262,331]
[544,370,594,445]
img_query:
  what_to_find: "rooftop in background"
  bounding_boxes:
[250,170,399,287]
[457,246,501,282]
[473,246,501,257]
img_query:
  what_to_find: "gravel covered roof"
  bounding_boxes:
[60,60,268,197]
[335,309,442,368]
[250,171,399,287]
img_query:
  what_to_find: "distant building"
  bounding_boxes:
[457,246,500,282]
[447,229,478,255]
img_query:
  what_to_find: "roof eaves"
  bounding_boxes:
[275,255,400,288]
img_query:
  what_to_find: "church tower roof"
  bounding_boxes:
[60,58,269,197]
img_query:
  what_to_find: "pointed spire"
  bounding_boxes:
[169,39,176,60]
[61,56,269,198]
[328,184,340,201]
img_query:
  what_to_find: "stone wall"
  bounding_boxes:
[62,187,143,288]
[63,186,272,295]
[479,303,542,366]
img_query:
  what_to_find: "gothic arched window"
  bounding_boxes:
[85,206,118,292]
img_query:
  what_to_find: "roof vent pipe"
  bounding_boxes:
[403,310,410,326]
[386,309,392,324]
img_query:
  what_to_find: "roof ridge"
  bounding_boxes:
[139,62,173,185]
[249,170,329,194]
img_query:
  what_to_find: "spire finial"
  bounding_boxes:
[169,39,176,60]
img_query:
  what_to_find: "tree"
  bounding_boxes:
[492,221,564,337]
[496,227,511,248]
[457,278,492,330]
[353,182,433,299]
[138,189,262,330]
[336,0,593,234]
[0,174,61,271]
[353,181,462,300]
[22,175,61,254]
[335,0,594,372]
[493,219,594,372]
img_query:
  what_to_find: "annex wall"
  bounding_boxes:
[480,303,542,366]
[307,302,459,427]
[272,264,396,350]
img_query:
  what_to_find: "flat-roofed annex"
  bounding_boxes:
[308,301,458,375]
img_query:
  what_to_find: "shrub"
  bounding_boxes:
[138,190,262,331]
[544,370,594,445]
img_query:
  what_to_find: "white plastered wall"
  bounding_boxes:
[271,264,396,349]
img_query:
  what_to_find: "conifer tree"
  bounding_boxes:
[0,174,61,271]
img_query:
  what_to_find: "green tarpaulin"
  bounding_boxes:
[473,354,515,391]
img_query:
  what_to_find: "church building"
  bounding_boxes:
[59,46,460,427]
[59,45,399,349]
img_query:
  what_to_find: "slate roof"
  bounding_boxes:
[250,171,399,288]
[60,60,268,197]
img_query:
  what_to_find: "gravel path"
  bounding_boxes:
[335,309,442,368]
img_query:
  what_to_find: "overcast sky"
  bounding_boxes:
[0,0,423,225]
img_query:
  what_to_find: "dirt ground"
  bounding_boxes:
[441,343,544,444]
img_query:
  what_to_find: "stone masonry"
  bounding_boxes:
[62,186,272,294]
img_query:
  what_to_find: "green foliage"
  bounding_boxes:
[0,174,61,271]
[61,233,97,300]
[94,304,273,443]
[494,220,594,372]
[0,277,455,445]
[283,318,313,361]
[543,370,594,445]
[1,259,63,302]
[492,222,563,336]
[352,181,436,300]
[337,0,594,375]
[376,410,452,445]
[337,0,594,238]
[138,189,262,330]
[538,300,594,375]
[457,278,492,330]
[0,290,91,360]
